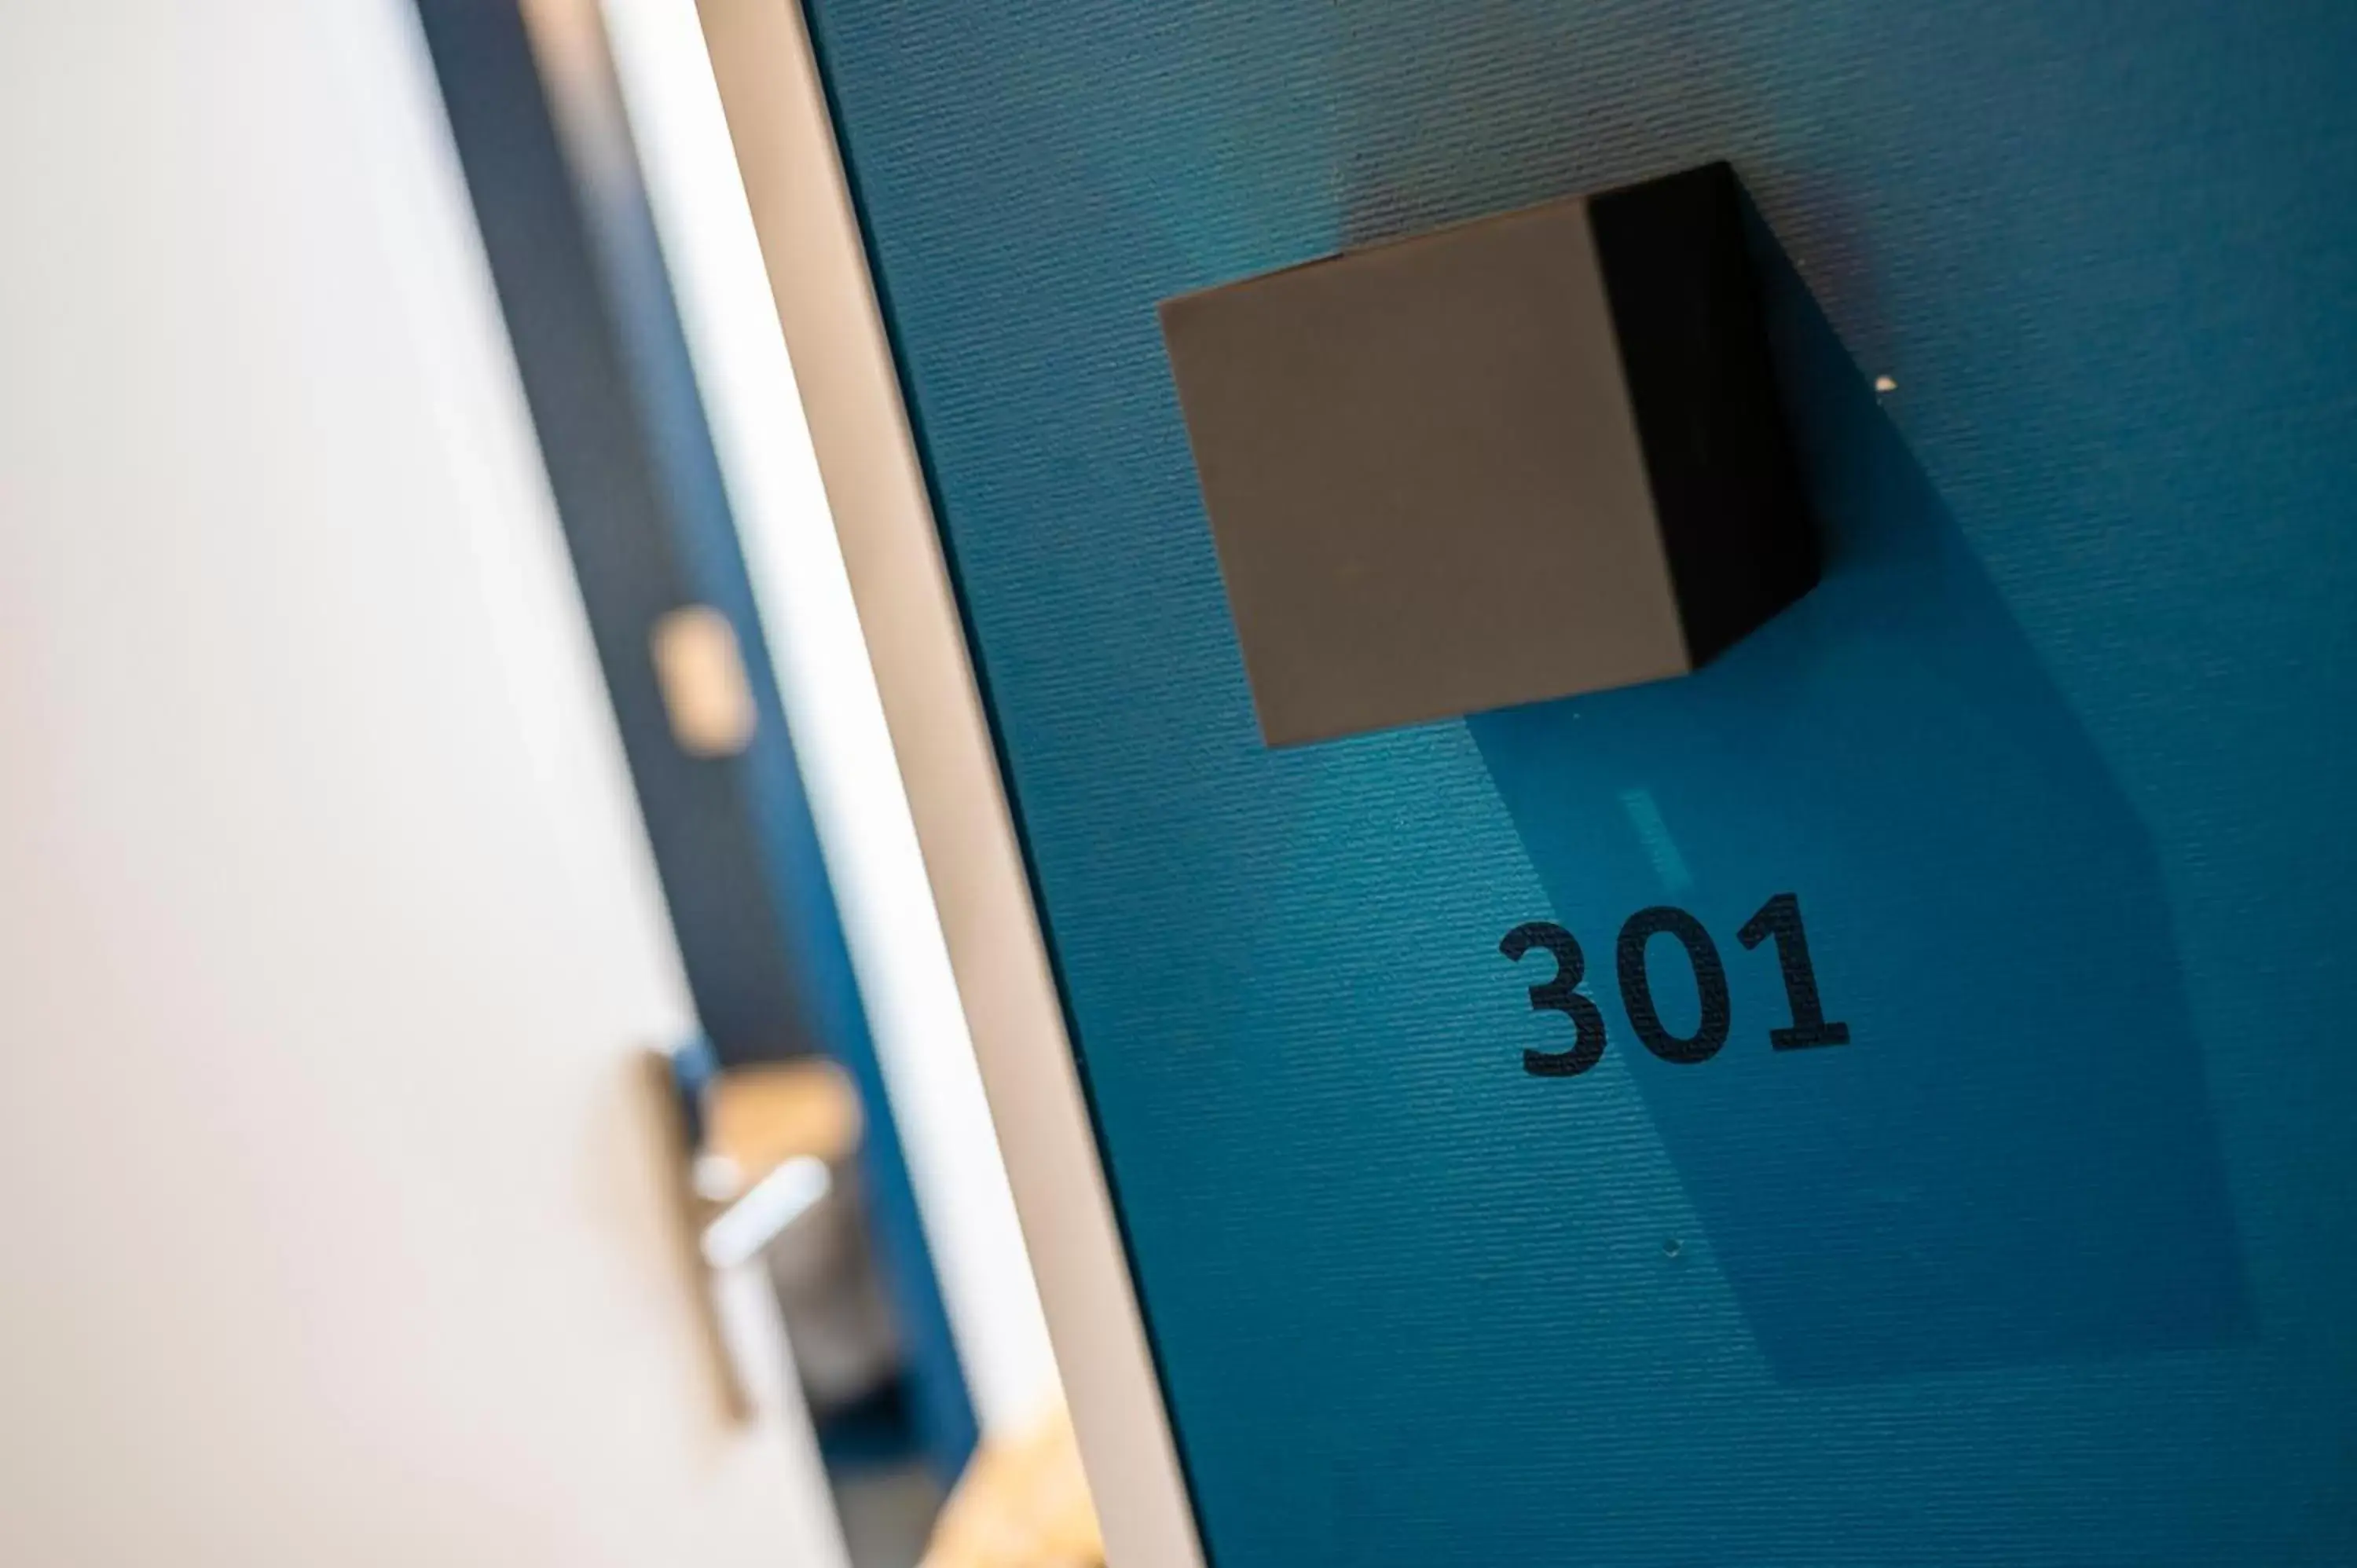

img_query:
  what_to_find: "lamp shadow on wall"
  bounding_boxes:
[1467,203,2253,1386]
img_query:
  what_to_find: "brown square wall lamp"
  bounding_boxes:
[1159,161,1821,747]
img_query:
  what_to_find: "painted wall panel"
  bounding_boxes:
[802,2,2357,1562]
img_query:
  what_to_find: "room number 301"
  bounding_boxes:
[1499,892,1850,1077]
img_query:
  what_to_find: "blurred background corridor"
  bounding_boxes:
[1,3,1104,1564]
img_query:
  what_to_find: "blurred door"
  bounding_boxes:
[0,4,847,1565]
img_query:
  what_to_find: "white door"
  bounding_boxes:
[0,4,848,1565]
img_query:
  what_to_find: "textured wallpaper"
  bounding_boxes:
[803,2,2357,1561]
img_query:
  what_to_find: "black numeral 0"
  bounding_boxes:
[1500,921,1607,1077]
[1738,892,1851,1050]
[1617,907,1732,1064]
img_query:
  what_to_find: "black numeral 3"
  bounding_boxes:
[1500,921,1608,1078]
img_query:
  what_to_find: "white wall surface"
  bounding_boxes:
[0,4,846,1564]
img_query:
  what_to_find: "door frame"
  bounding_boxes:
[413,0,982,1484]
[687,2,1207,1563]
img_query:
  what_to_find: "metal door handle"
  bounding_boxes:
[645,1050,860,1422]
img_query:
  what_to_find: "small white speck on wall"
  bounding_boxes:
[1873,375,1898,394]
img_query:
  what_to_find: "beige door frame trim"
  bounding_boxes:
[688,4,1206,1563]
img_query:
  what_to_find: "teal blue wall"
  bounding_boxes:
[804,2,2357,1561]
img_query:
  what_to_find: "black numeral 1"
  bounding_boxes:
[1500,921,1607,1078]
[1737,892,1851,1050]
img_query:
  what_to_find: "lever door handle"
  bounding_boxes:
[645,1050,862,1421]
